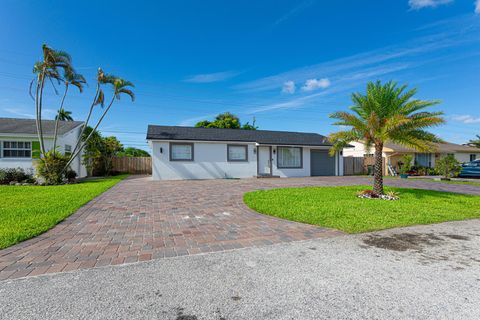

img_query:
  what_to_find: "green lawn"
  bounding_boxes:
[244,186,480,233]
[0,175,127,249]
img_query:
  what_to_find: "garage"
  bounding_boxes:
[310,150,336,176]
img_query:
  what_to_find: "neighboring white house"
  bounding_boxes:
[343,140,480,175]
[0,117,87,177]
[146,125,344,180]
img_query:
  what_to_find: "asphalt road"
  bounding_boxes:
[1,220,480,320]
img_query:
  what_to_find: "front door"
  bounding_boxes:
[257,146,272,176]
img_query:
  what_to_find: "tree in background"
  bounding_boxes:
[52,108,75,153]
[99,136,123,175]
[81,127,103,176]
[117,147,150,157]
[329,81,444,195]
[468,135,480,148]
[81,127,123,176]
[435,155,461,179]
[195,112,258,130]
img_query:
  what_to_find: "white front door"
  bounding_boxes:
[258,146,271,176]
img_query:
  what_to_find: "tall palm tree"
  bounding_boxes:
[52,67,85,151]
[329,81,445,195]
[63,71,134,171]
[30,44,74,156]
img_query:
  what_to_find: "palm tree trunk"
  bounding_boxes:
[37,72,47,156]
[53,84,69,152]
[69,83,100,159]
[373,142,384,195]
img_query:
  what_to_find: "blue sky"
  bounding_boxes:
[0,0,479,151]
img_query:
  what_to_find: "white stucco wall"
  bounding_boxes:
[151,140,343,180]
[0,126,86,177]
[151,141,258,180]
[343,141,388,158]
[452,152,479,164]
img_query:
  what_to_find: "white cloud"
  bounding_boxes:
[177,114,217,126]
[273,0,315,26]
[408,0,453,10]
[301,78,331,92]
[184,71,240,83]
[476,0,480,14]
[282,81,296,94]
[452,114,480,124]
[235,16,480,94]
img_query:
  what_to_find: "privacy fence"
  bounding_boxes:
[343,156,386,176]
[112,157,152,174]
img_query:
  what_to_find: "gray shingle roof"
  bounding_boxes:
[0,117,83,136]
[146,125,333,146]
[385,142,480,153]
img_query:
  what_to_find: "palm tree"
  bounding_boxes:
[52,67,85,151]
[329,81,445,195]
[56,108,74,121]
[30,44,74,156]
[63,71,134,171]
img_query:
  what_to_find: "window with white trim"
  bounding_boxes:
[2,141,31,158]
[277,147,302,168]
[470,154,477,162]
[65,144,72,156]
[170,143,193,161]
[227,145,248,161]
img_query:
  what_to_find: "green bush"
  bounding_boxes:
[35,150,70,184]
[435,155,461,178]
[0,168,33,184]
[398,154,413,174]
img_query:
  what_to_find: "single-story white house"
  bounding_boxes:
[0,117,87,177]
[343,140,480,175]
[146,125,344,180]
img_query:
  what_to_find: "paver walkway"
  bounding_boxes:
[1,175,479,280]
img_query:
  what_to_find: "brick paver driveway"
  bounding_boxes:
[1,176,479,280]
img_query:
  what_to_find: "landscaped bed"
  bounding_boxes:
[0,175,127,249]
[243,186,480,233]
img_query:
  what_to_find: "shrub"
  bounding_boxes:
[0,168,33,185]
[435,155,461,178]
[35,150,70,184]
[398,154,413,175]
[65,169,77,182]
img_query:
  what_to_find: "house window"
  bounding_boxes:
[414,153,431,167]
[170,143,193,161]
[227,145,248,162]
[470,154,477,162]
[65,144,72,156]
[277,147,302,168]
[2,141,31,158]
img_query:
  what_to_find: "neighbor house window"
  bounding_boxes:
[414,153,431,167]
[2,141,31,158]
[277,146,302,168]
[170,143,193,161]
[65,144,72,156]
[227,145,248,162]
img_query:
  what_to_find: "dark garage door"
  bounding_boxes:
[310,150,336,176]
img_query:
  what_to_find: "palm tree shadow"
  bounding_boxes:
[390,187,466,200]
